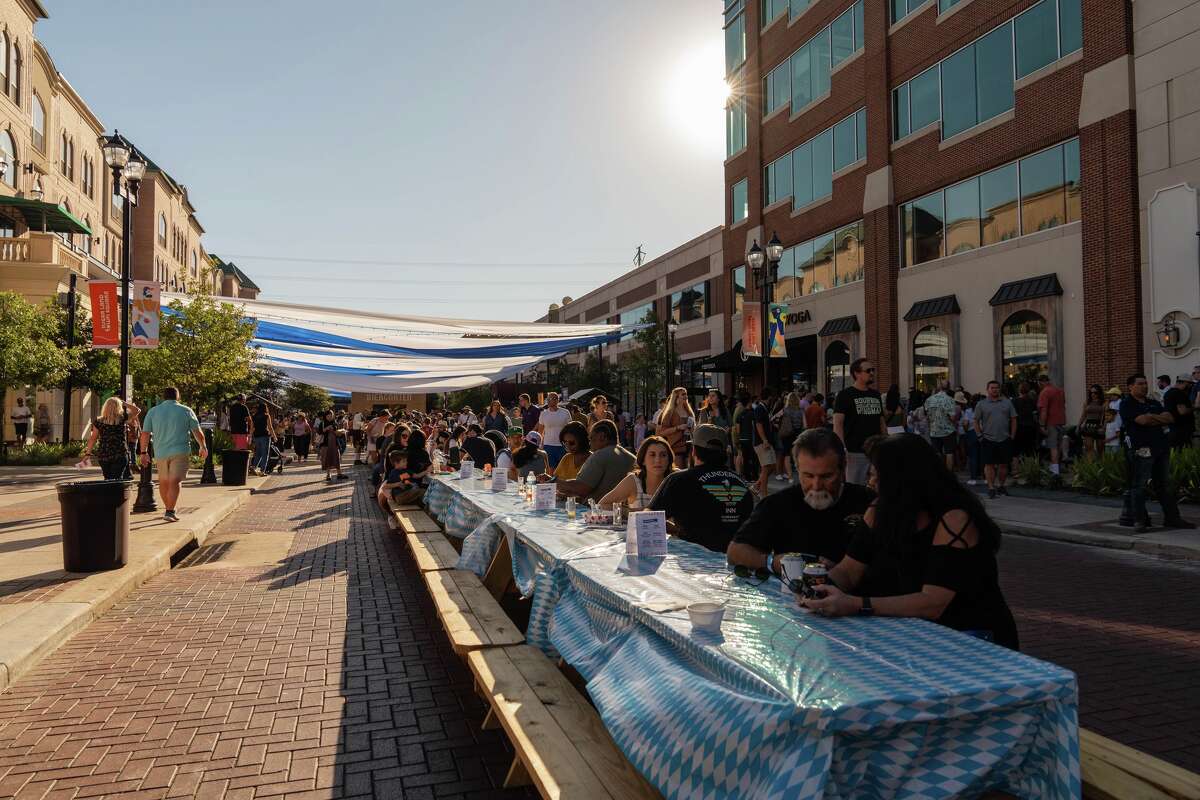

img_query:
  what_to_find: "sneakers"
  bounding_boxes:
[997,486,1009,496]
[987,488,997,499]
[163,509,178,522]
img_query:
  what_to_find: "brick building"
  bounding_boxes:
[721,0,1153,410]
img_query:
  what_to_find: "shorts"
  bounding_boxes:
[1043,424,1064,449]
[932,433,957,455]
[753,443,777,467]
[156,453,190,481]
[980,439,1011,466]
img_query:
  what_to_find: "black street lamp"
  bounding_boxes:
[748,233,783,393]
[97,131,145,404]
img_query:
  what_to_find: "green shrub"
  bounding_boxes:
[1070,450,1128,496]
[1170,446,1200,502]
[1013,455,1049,487]
[0,442,73,466]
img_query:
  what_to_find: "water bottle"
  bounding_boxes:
[565,496,576,520]
[525,472,536,503]
[612,502,623,528]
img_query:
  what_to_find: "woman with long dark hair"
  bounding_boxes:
[802,433,1019,650]
[511,431,549,480]
[550,421,591,481]
[599,435,675,508]
[884,384,905,434]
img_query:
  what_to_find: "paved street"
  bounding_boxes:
[1000,535,1200,772]
[0,464,532,800]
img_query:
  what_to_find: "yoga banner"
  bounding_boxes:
[768,303,788,358]
[131,281,160,349]
[88,280,119,349]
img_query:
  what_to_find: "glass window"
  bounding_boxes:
[979,163,1019,244]
[944,177,980,255]
[1020,144,1066,233]
[792,140,813,207]
[725,4,746,76]
[939,0,964,10]
[976,24,1015,123]
[833,114,857,171]
[891,0,908,23]
[158,213,167,244]
[911,191,945,265]
[775,247,799,302]
[620,301,656,327]
[791,0,814,20]
[831,8,855,67]
[834,222,864,286]
[1015,0,1058,79]
[1059,0,1082,55]
[825,340,850,394]
[0,131,14,188]
[893,83,911,140]
[811,27,831,99]
[726,98,747,156]
[854,1,865,52]
[1064,137,1081,223]
[765,151,792,205]
[763,0,789,24]
[766,63,791,114]
[856,109,867,163]
[910,67,940,132]
[1001,310,1049,385]
[811,129,833,200]
[809,232,835,293]
[794,239,814,296]
[913,326,950,395]
[941,44,977,138]
[30,93,43,151]
[732,266,746,314]
[792,43,812,111]
[732,178,749,223]
[0,33,7,91]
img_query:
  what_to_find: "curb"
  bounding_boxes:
[998,520,1200,562]
[0,476,268,694]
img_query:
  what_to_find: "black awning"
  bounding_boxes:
[696,342,748,373]
[904,294,960,322]
[818,315,860,336]
[989,273,1063,306]
[0,195,92,234]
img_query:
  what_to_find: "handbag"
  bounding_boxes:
[777,412,795,439]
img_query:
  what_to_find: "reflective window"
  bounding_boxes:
[1015,0,1058,78]
[764,150,792,206]
[764,62,791,116]
[30,93,44,151]
[671,282,707,323]
[854,1,864,51]
[731,178,749,223]
[833,114,857,171]
[619,301,656,327]
[726,97,747,156]
[980,162,1019,245]
[792,41,812,111]
[793,239,814,297]
[903,191,944,266]
[791,0,815,20]
[0,131,14,187]
[831,7,855,67]
[910,67,940,132]
[1064,138,1081,223]
[913,326,950,395]
[732,266,746,314]
[809,232,835,294]
[940,45,976,139]
[0,33,7,92]
[811,27,831,100]
[763,0,789,24]
[158,213,168,244]
[1002,310,1049,385]
[856,109,866,163]
[775,247,799,303]
[762,3,863,117]
[834,222,864,287]
[944,178,980,255]
[792,140,812,207]
[893,83,911,140]
[776,225,865,297]
[725,1,746,76]
[825,340,851,395]
[939,0,964,10]
[811,129,833,200]
[1020,145,1066,233]
[976,25,1015,123]
[1059,0,1083,55]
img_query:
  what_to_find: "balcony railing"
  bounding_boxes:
[0,232,87,273]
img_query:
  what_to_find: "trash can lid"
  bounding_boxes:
[56,479,135,494]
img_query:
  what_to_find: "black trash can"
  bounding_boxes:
[221,449,251,486]
[57,480,133,572]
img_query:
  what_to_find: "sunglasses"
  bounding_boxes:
[732,564,772,586]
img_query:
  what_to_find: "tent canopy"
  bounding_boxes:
[162,293,643,395]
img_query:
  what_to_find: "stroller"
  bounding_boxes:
[265,438,285,474]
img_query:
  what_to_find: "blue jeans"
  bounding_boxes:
[544,444,565,470]
[964,430,981,480]
[252,436,271,471]
[1126,450,1180,524]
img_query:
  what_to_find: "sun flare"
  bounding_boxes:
[663,38,731,155]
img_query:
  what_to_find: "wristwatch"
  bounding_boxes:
[859,596,874,616]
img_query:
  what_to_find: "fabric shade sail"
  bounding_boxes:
[162,294,639,393]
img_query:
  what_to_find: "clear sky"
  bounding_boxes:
[38,1,726,322]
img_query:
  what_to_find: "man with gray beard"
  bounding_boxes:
[727,428,875,571]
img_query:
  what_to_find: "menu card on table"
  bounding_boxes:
[532,482,556,511]
[625,510,667,557]
[491,470,508,492]
[459,460,474,480]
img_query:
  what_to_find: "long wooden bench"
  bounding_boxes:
[422,568,523,655]
[1081,728,1200,800]
[407,532,460,572]
[393,507,441,533]
[468,644,660,799]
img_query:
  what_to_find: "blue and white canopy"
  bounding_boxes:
[163,294,637,394]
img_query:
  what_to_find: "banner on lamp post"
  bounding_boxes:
[88,280,119,349]
[768,303,788,358]
[742,303,762,357]
[130,281,160,349]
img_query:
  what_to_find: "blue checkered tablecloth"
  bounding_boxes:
[422,476,1081,800]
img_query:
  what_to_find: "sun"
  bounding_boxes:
[663,38,731,156]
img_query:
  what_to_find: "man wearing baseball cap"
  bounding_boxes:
[1164,374,1195,451]
[648,424,754,553]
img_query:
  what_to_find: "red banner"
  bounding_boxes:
[89,280,119,349]
[742,303,762,357]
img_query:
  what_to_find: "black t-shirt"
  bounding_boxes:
[650,466,754,553]
[752,402,772,446]
[461,435,495,468]
[407,448,432,481]
[732,482,875,562]
[1013,395,1038,428]
[252,411,270,437]
[229,403,250,434]
[1120,397,1169,454]
[833,387,883,453]
[1163,388,1194,443]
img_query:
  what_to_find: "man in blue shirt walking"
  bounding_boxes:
[1118,374,1193,533]
[139,387,208,523]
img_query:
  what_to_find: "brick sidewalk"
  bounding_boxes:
[0,464,534,800]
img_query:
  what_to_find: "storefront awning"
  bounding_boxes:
[989,273,1062,306]
[0,195,92,235]
[818,315,860,336]
[696,342,747,373]
[904,295,960,322]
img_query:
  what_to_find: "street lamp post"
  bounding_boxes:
[747,233,784,394]
[98,131,146,404]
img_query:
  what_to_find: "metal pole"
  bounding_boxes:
[119,180,131,402]
[62,272,76,443]
[200,427,217,484]
[761,281,771,394]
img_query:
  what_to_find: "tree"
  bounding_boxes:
[446,385,493,414]
[129,291,257,410]
[47,296,119,397]
[0,291,72,446]
[284,382,332,418]
[243,365,289,409]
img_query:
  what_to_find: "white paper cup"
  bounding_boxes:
[687,602,726,633]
